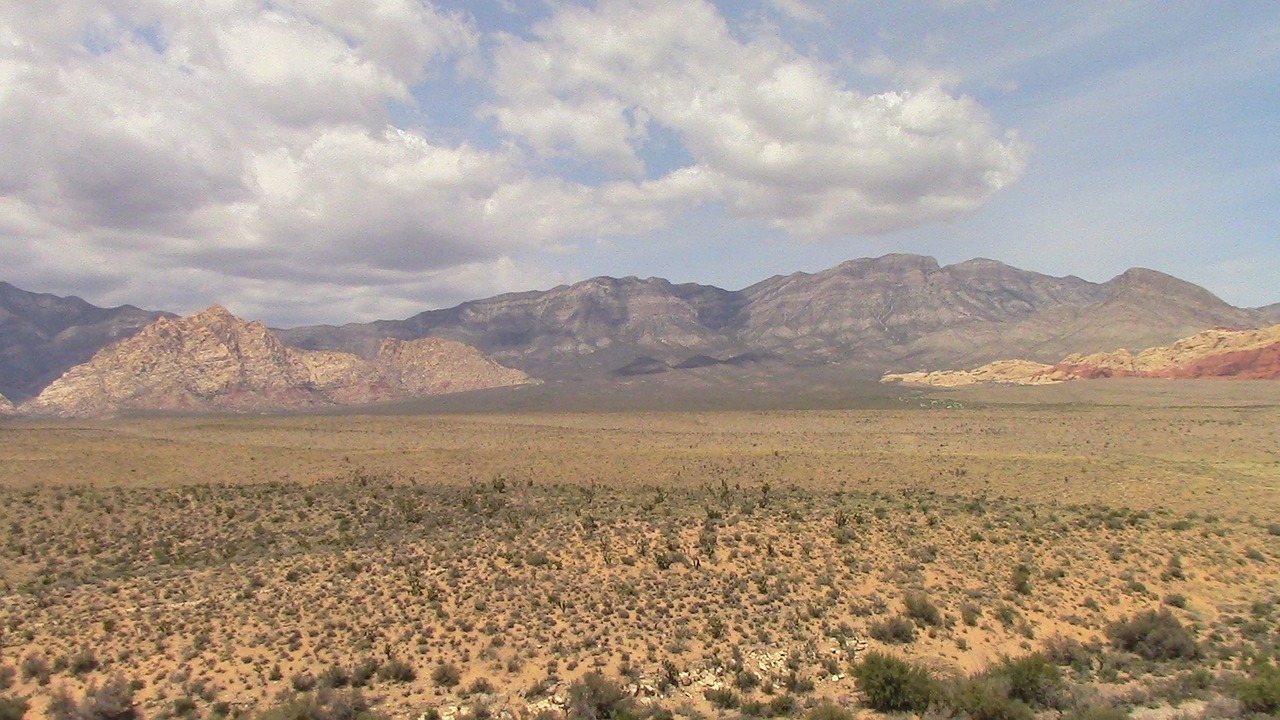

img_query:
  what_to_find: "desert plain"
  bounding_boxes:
[1,379,1278,719]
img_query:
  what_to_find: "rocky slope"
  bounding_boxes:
[882,324,1280,387]
[0,392,13,414]
[0,282,169,403]
[279,255,1269,379]
[24,307,536,417]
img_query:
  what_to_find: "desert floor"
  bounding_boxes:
[1,379,1277,719]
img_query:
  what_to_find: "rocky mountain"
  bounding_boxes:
[0,282,169,403]
[24,306,536,417]
[279,254,1269,378]
[1260,303,1280,324]
[883,324,1280,387]
[0,392,13,414]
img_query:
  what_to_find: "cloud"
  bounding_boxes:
[489,0,1027,238]
[0,0,1028,324]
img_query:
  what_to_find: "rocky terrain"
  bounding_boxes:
[0,281,168,403]
[883,323,1280,387]
[0,392,13,414]
[23,306,535,417]
[278,255,1270,379]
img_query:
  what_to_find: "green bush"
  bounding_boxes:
[1105,609,1198,661]
[945,677,1033,720]
[868,616,917,644]
[1236,661,1280,715]
[253,688,385,720]
[704,688,739,710]
[565,672,635,720]
[0,696,28,720]
[852,651,937,713]
[904,591,942,626]
[989,654,1064,709]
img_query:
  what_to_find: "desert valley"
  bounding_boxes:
[1,256,1278,720]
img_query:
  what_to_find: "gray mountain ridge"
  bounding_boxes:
[276,254,1270,382]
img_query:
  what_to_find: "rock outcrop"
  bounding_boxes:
[24,306,537,417]
[883,325,1280,387]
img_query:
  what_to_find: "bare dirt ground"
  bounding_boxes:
[0,379,1277,719]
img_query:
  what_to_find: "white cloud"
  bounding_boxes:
[489,0,1027,238]
[0,0,1030,324]
[766,0,825,24]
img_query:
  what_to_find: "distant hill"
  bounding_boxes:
[24,306,536,417]
[883,324,1280,387]
[0,282,169,402]
[278,254,1269,379]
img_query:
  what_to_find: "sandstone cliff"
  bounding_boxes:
[24,306,537,417]
[882,324,1280,387]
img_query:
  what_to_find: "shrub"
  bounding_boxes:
[0,696,28,720]
[432,663,462,688]
[989,654,1063,709]
[868,616,917,644]
[1042,635,1094,675]
[704,688,739,710]
[254,688,385,720]
[377,658,415,683]
[804,702,853,720]
[1011,564,1033,595]
[1236,661,1280,715]
[852,651,936,713]
[904,591,942,626]
[48,675,138,720]
[944,677,1033,720]
[1105,609,1198,661]
[565,672,634,720]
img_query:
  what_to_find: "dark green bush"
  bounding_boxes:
[1236,661,1280,715]
[945,677,1033,720]
[989,654,1064,709]
[0,696,28,720]
[852,651,937,713]
[1105,609,1198,661]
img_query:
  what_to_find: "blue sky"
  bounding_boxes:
[0,0,1276,325]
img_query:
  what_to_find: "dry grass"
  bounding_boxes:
[0,381,1277,719]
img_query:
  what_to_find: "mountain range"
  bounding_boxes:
[278,254,1271,379]
[2,254,1277,413]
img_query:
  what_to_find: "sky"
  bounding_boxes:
[0,0,1277,327]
